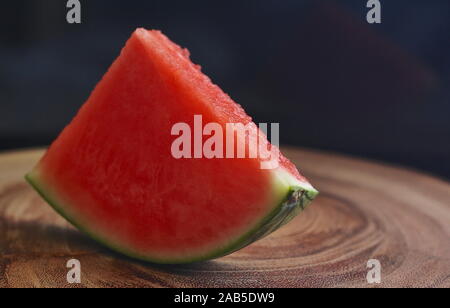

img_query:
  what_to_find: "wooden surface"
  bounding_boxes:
[0,148,449,288]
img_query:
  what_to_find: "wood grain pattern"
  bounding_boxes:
[0,148,449,288]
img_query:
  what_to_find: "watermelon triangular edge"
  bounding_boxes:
[26,171,318,263]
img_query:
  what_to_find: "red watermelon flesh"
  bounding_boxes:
[26,29,318,264]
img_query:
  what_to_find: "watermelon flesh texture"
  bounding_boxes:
[26,29,318,264]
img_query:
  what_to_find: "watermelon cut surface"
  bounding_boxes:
[26,29,318,264]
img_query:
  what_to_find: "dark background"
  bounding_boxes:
[1,0,449,178]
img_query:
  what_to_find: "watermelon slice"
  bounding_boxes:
[26,29,318,264]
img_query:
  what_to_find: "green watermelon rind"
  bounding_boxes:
[25,171,318,264]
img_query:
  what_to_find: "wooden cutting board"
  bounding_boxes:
[0,148,449,288]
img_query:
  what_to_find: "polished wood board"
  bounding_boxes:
[0,148,449,288]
